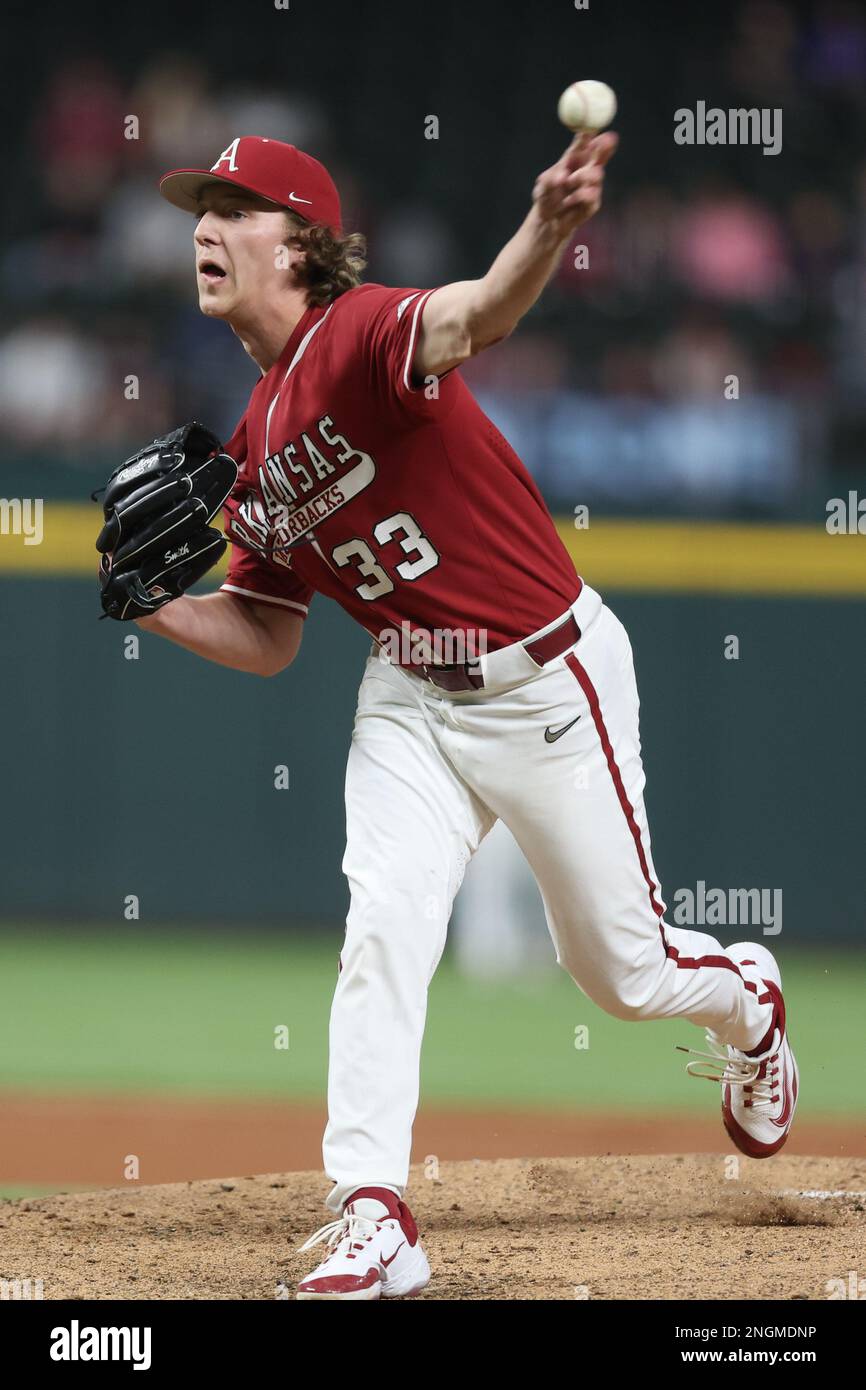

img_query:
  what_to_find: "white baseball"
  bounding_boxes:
[557,80,617,133]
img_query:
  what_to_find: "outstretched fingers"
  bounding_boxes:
[532,130,618,225]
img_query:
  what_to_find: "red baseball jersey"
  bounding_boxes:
[220,283,582,653]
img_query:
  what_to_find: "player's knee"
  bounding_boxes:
[342,889,448,975]
[600,993,651,1023]
[557,952,662,1022]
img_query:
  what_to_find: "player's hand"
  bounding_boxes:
[531,131,618,238]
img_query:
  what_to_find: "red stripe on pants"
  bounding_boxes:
[564,652,772,1005]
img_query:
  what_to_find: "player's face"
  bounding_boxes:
[193,187,296,322]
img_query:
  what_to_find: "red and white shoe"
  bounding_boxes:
[679,942,799,1159]
[296,1187,430,1301]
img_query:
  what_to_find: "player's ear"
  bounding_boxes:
[277,212,308,283]
[274,238,306,279]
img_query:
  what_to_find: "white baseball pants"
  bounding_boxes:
[323,585,777,1212]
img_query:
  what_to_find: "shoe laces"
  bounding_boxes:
[297,1211,383,1257]
[677,1034,781,1110]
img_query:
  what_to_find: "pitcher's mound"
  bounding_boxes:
[3,1155,864,1300]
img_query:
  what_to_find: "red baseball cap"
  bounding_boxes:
[159,136,342,233]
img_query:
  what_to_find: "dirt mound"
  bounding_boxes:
[2,1155,864,1300]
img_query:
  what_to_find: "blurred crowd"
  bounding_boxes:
[1,0,865,513]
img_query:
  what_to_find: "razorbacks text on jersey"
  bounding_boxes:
[221,282,582,652]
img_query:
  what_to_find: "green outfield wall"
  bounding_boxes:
[1,516,864,939]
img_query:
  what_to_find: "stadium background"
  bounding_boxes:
[0,0,864,1198]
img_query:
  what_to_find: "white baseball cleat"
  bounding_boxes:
[296,1187,431,1300]
[678,942,799,1159]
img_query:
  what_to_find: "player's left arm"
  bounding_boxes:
[414,132,618,379]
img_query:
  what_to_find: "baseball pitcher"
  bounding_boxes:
[95,129,798,1300]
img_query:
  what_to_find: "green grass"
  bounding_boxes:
[0,929,862,1116]
[422,946,866,1114]
[0,929,334,1098]
[0,1184,98,1202]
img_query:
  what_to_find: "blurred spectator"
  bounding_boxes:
[600,343,657,398]
[553,208,619,295]
[0,319,110,444]
[0,9,860,511]
[0,316,176,452]
[651,317,755,398]
[127,56,224,168]
[831,164,866,397]
[370,204,458,286]
[220,88,331,155]
[462,332,569,395]
[32,59,126,226]
[727,0,798,98]
[616,186,679,297]
[98,176,195,288]
[803,0,866,90]
[2,227,104,299]
[787,189,848,308]
[671,185,791,304]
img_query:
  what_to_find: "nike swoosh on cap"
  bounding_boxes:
[288,192,313,204]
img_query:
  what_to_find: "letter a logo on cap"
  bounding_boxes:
[211,138,241,174]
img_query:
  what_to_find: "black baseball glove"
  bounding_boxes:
[94,422,238,621]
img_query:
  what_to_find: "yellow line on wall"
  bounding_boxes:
[0,504,232,581]
[1,505,865,597]
[556,518,866,596]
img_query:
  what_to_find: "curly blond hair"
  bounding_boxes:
[284,211,367,306]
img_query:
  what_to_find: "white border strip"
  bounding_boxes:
[777,1189,866,1201]
[402,290,436,393]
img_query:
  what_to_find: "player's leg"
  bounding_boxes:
[493,603,797,1157]
[323,650,494,1215]
[448,605,778,1054]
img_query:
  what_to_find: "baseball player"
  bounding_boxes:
[132,131,798,1299]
